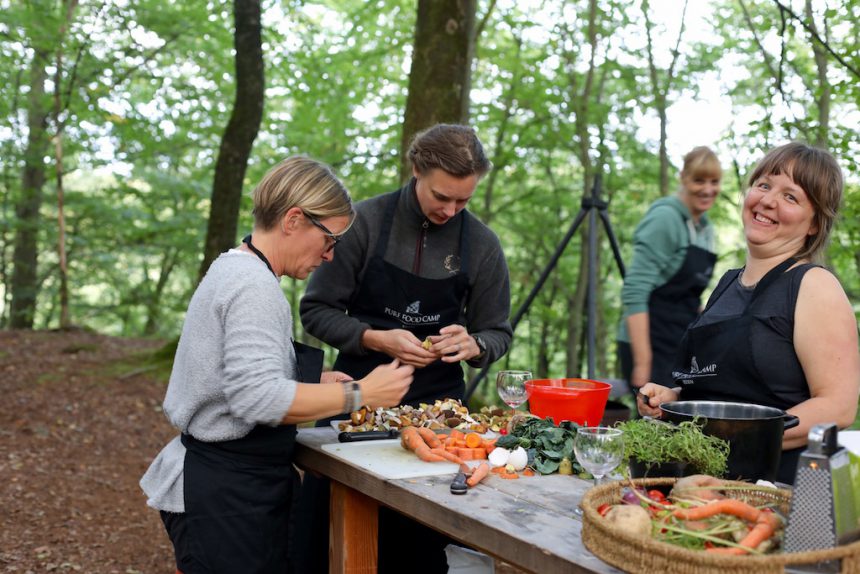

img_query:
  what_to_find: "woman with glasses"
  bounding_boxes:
[140,156,414,574]
[617,146,723,397]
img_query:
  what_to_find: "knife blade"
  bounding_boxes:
[338,429,400,443]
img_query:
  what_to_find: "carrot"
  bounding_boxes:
[449,429,465,442]
[464,432,483,449]
[500,472,519,479]
[458,448,474,461]
[673,499,761,523]
[430,447,464,465]
[417,427,441,448]
[400,427,427,452]
[414,445,447,462]
[706,510,781,554]
[444,445,460,455]
[471,448,487,460]
[522,468,535,477]
[466,462,490,487]
[491,466,506,474]
[485,445,496,456]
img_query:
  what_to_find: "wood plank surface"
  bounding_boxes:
[295,428,621,574]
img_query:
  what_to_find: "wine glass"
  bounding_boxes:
[573,427,624,516]
[495,370,533,415]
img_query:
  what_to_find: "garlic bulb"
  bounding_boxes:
[508,446,528,471]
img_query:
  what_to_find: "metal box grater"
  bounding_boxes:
[784,423,860,573]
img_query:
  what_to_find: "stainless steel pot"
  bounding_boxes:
[660,400,799,482]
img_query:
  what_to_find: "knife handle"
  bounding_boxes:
[450,472,469,495]
[338,430,398,442]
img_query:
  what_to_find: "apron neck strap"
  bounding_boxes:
[749,257,796,303]
[242,234,277,278]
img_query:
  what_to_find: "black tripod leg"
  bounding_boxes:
[463,208,589,402]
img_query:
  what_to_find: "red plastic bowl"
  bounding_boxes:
[525,378,612,426]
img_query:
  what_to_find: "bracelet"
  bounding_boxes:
[342,382,362,413]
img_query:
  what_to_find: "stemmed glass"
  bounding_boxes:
[573,426,624,516]
[495,370,533,415]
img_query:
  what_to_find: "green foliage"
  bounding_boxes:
[0,0,858,389]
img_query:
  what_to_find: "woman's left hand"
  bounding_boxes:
[429,324,480,363]
[320,370,353,384]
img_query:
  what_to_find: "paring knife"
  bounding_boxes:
[337,429,400,442]
[450,472,468,495]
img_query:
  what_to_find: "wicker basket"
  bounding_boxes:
[581,477,860,574]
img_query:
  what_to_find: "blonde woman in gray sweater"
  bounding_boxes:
[140,156,413,574]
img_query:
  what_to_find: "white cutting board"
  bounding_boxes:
[321,439,474,480]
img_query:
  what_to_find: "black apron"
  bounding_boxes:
[171,236,324,574]
[648,239,716,387]
[671,258,802,483]
[333,189,471,406]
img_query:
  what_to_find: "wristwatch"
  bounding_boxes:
[472,335,487,360]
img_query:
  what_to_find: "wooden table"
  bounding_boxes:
[295,428,622,574]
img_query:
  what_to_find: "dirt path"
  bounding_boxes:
[0,330,175,573]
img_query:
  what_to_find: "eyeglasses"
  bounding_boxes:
[302,210,343,253]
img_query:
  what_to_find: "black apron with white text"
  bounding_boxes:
[672,258,805,483]
[333,189,471,406]
[647,242,716,386]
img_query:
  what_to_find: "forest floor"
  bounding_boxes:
[0,329,524,574]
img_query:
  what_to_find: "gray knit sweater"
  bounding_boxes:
[300,183,512,366]
[140,250,299,512]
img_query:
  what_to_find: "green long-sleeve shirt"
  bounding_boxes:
[617,195,714,343]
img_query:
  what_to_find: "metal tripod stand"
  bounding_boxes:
[464,173,626,402]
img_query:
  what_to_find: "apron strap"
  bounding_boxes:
[458,209,470,276]
[374,188,402,259]
[747,257,797,309]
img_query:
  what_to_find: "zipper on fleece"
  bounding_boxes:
[412,220,429,275]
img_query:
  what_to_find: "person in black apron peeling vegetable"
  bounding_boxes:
[140,157,413,574]
[617,147,722,396]
[295,125,512,573]
[639,142,860,484]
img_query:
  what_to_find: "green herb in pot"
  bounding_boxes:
[616,418,729,477]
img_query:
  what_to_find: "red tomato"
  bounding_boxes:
[597,503,612,517]
[647,489,667,503]
[499,428,508,435]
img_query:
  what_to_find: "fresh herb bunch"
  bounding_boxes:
[495,417,583,475]
[616,418,729,477]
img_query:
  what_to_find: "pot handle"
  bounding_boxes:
[782,414,800,431]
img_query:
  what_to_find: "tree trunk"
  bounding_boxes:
[10,51,50,329]
[198,0,264,281]
[805,0,830,147]
[53,0,79,330]
[399,0,476,182]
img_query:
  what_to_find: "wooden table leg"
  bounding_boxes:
[329,480,378,574]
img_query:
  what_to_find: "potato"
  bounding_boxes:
[603,505,652,537]
[670,474,726,502]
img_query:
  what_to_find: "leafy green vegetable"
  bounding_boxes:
[495,417,584,475]
[616,418,729,477]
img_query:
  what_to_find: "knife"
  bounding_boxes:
[338,429,400,443]
[450,472,468,495]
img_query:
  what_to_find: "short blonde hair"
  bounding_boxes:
[252,156,353,231]
[681,146,722,181]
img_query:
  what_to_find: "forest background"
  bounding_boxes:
[2,0,859,408]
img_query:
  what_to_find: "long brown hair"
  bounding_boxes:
[747,142,843,262]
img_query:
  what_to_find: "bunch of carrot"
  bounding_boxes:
[400,426,492,487]
[672,499,782,555]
